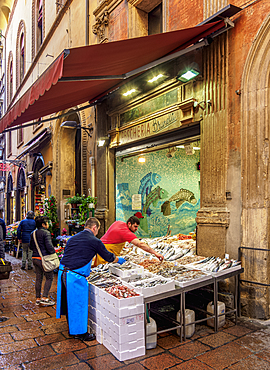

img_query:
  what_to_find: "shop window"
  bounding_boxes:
[8,59,13,106]
[16,21,26,89]
[37,0,43,49]
[17,126,23,147]
[33,117,43,132]
[7,131,12,156]
[19,33,25,83]
[128,0,162,37]
[148,3,162,35]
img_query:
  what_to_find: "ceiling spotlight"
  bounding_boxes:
[123,88,136,96]
[138,156,145,163]
[177,69,200,82]
[148,74,164,83]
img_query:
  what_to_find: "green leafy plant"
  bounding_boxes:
[44,195,59,233]
[78,195,97,224]
[65,194,83,205]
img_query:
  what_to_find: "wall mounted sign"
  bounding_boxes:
[0,163,11,171]
[119,110,180,145]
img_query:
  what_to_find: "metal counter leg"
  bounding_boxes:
[214,279,218,332]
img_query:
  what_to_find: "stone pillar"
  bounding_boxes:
[240,15,270,319]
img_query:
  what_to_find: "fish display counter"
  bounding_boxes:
[87,234,243,359]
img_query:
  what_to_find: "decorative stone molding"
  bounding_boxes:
[92,10,109,43]
[127,0,161,12]
[196,207,230,227]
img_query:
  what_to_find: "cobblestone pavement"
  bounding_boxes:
[1,253,270,369]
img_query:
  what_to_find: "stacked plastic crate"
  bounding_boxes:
[99,287,145,361]
[88,282,145,361]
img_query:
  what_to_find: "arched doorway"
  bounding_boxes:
[31,155,45,215]
[16,167,26,221]
[6,172,13,225]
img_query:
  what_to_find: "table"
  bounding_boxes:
[144,267,243,341]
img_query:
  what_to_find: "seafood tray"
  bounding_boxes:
[174,268,212,287]
[121,271,154,283]
[125,277,175,298]
[99,285,144,310]
[211,264,242,277]
[109,262,144,278]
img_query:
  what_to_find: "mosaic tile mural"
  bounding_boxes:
[116,143,201,238]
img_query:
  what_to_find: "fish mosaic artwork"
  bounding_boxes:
[138,172,161,208]
[140,186,169,233]
[161,188,197,216]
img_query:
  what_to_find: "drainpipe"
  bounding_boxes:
[85,0,89,45]
[90,156,95,197]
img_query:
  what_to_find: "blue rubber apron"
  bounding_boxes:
[56,261,91,335]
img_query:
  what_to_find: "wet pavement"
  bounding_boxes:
[1,253,270,369]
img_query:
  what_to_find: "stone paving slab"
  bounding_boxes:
[1,253,270,369]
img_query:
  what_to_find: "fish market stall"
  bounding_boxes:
[87,234,243,360]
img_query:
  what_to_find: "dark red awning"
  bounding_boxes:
[0,21,223,132]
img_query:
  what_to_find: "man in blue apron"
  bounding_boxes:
[56,217,125,341]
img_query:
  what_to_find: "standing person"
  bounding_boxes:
[56,217,125,341]
[0,221,5,262]
[29,216,56,306]
[93,215,164,267]
[17,211,36,270]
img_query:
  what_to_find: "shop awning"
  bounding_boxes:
[0,21,225,133]
[16,128,52,158]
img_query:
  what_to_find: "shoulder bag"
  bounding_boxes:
[33,230,60,272]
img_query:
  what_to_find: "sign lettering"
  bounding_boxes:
[119,110,180,145]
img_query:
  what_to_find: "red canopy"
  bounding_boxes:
[0,21,223,132]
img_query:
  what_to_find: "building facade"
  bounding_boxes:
[0,0,269,318]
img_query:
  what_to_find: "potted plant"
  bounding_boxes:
[65,194,83,208]
[78,195,97,224]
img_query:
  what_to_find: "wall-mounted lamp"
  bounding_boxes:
[138,156,145,163]
[123,88,136,97]
[0,145,3,159]
[60,121,93,137]
[97,137,110,147]
[148,74,164,83]
[177,62,200,83]
[177,69,200,82]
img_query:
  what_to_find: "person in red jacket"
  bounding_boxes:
[93,215,164,266]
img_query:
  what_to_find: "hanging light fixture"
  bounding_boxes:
[138,156,145,163]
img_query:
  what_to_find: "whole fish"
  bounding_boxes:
[138,172,161,208]
[142,186,169,216]
[161,188,197,216]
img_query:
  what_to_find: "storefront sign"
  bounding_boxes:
[119,110,180,145]
[0,163,11,171]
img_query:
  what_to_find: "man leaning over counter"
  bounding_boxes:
[56,217,125,341]
[93,215,164,267]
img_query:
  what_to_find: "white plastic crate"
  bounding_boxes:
[88,319,103,344]
[109,263,144,278]
[88,306,101,326]
[100,298,144,318]
[101,305,144,326]
[125,277,175,298]
[99,286,143,309]
[103,335,145,361]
